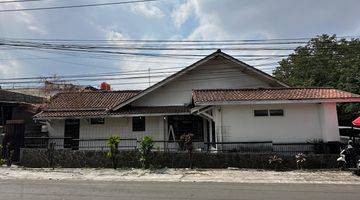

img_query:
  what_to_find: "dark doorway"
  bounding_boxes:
[64,119,80,150]
[2,120,25,162]
[168,115,204,141]
[0,105,12,126]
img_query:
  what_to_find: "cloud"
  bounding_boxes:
[130,2,164,18]
[185,0,360,40]
[0,3,47,35]
[171,0,194,28]
[106,30,128,41]
[1,0,360,88]
[0,60,23,77]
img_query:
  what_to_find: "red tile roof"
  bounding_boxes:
[44,90,140,110]
[36,90,191,119]
[193,88,360,104]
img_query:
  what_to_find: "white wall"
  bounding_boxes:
[47,116,165,149]
[48,120,64,138]
[132,58,271,106]
[46,103,340,148]
[47,119,65,148]
[318,103,340,142]
[218,103,340,143]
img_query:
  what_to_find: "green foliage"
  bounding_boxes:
[273,34,360,125]
[0,145,4,166]
[107,136,120,169]
[4,142,14,167]
[138,136,154,169]
[107,136,120,147]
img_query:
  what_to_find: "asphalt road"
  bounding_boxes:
[0,179,359,200]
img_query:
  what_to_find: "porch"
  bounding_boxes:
[31,105,340,154]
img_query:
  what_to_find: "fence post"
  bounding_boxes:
[48,142,55,169]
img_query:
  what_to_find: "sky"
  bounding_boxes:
[1,0,360,90]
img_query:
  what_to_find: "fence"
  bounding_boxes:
[23,137,328,154]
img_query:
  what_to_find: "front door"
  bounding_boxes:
[64,119,80,150]
[167,115,204,141]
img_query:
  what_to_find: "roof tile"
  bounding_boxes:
[44,90,140,110]
[193,88,360,104]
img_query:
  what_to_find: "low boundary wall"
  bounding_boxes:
[20,149,339,169]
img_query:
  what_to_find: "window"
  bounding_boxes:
[269,109,284,116]
[254,110,269,117]
[90,118,105,124]
[132,116,145,131]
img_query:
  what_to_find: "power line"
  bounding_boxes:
[0,0,43,3]
[0,0,158,13]
[0,67,183,81]
[1,35,358,42]
[0,62,279,84]
[1,43,292,58]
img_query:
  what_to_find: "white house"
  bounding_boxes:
[34,50,360,152]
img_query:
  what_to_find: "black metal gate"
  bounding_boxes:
[2,120,25,162]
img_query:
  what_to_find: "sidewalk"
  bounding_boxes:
[0,166,359,184]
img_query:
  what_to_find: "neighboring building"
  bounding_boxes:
[0,89,45,133]
[0,89,46,160]
[34,50,360,152]
[7,81,98,99]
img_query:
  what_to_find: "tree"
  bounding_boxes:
[273,34,360,125]
[138,136,154,169]
[107,136,120,169]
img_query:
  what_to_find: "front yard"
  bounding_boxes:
[0,166,359,184]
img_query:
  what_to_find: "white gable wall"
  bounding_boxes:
[132,58,271,106]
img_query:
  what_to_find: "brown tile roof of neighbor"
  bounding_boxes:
[0,89,45,104]
[35,90,190,119]
[35,90,140,119]
[192,88,360,105]
[44,90,140,110]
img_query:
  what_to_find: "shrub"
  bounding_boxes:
[106,136,120,169]
[4,142,14,167]
[179,133,194,168]
[138,136,154,169]
[306,138,325,153]
[268,155,283,170]
[295,153,307,170]
[0,145,4,166]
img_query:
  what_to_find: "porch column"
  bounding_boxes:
[162,116,168,151]
[208,119,213,144]
[203,118,208,143]
[214,106,223,143]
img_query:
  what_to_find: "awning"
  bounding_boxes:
[35,106,191,119]
[352,117,360,126]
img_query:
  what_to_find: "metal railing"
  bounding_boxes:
[24,137,137,151]
[23,137,320,154]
